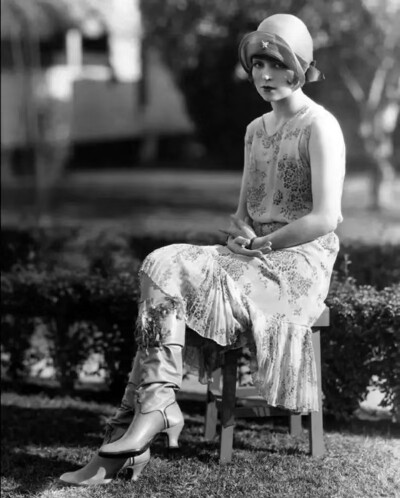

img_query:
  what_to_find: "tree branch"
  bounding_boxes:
[367,56,394,110]
[340,65,365,103]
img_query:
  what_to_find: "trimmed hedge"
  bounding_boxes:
[1,227,400,419]
[2,227,400,288]
[324,278,400,419]
[1,268,140,393]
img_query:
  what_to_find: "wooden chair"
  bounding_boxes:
[204,307,329,463]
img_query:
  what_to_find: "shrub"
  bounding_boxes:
[1,315,36,379]
[1,228,40,271]
[1,226,86,272]
[334,243,400,290]
[324,279,400,419]
[1,268,140,394]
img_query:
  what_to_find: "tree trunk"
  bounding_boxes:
[369,154,396,211]
[26,31,51,225]
[359,101,398,211]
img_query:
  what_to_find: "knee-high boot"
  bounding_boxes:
[98,305,186,459]
[59,352,150,486]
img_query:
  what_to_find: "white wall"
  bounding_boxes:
[1,49,194,147]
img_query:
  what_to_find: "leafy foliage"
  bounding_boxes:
[324,278,400,418]
[333,244,400,290]
[140,0,400,170]
[1,267,140,393]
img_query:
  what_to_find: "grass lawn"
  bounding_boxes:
[1,386,399,498]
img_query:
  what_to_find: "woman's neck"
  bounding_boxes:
[270,89,310,120]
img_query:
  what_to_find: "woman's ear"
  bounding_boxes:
[286,70,297,86]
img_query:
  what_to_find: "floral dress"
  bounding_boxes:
[137,103,344,412]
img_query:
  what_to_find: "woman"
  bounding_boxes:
[60,13,345,485]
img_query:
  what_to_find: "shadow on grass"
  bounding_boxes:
[1,453,70,497]
[1,402,99,495]
[1,378,125,406]
[1,403,105,448]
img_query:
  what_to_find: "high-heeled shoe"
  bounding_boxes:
[59,423,150,486]
[59,448,150,486]
[98,401,184,459]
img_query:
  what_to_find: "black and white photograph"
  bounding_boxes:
[1,1,399,497]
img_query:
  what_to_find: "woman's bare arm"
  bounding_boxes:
[233,128,252,222]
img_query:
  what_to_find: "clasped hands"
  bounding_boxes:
[221,215,272,258]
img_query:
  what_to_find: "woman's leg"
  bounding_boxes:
[99,275,186,458]
[59,353,150,486]
[106,350,141,430]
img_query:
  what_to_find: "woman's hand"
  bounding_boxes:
[220,215,256,239]
[226,236,262,258]
[251,236,272,252]
[226,235,272,258]
[229,215,256,239]
[221,215,271,257]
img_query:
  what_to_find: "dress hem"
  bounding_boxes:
[138,267,319,413]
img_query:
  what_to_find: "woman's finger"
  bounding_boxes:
[244,248,264,257]
[227,238,263,257]
[258,240,272,253]
[227,238,246,251]
[238,247,264,257]
[227,238,245,252]
[234,236,250,247]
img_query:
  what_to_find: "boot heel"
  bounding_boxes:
[163,423,184,448]
[124,449,150,482]
[127,460,149,482]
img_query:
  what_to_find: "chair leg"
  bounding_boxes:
[310,329,325,456]
[220,349,239,464]
[204,369,221,440]
[289,414,303,436]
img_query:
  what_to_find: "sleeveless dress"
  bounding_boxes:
[137,103,344,412]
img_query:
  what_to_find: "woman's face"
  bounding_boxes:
[251,56,296,102]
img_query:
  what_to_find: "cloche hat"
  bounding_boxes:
[238,14,324,85]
